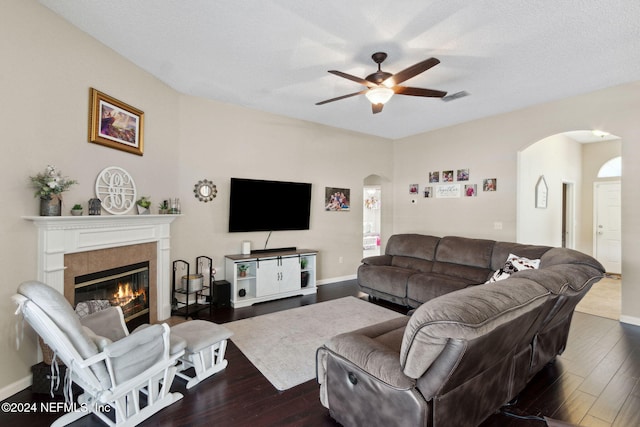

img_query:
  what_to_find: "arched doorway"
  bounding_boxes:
[363,174,392,258]
[517,131,622,320]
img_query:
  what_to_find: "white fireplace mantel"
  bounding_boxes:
[24,215,180,320]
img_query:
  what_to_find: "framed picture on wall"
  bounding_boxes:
[88,88,145,156]
[325,187,350,211]
[483,178,497,191]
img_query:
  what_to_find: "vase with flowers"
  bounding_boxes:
[30,165,78,216]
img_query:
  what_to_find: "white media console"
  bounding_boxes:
[224,249,317,308]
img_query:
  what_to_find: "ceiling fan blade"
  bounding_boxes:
[394,86,447,98]
[316,90,367,105]
[384,57,440,86]
[328,70,377,88]
[372,103,384,114]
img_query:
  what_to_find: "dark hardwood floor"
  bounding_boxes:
[2,280,639,426]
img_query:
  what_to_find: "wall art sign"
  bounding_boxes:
[535,175,548,208]
[435,184,461,198]
[89,88,144,156]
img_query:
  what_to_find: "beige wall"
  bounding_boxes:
[172,95,393,281]
[1,0,181,396]
[2,0,640,400]
[517,134,582,247]
[580,140,621,255]
[393,82,640,327]
[0,0,392,397]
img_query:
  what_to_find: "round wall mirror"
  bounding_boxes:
[194,179,217,202]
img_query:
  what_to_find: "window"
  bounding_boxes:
[597,156,621,178]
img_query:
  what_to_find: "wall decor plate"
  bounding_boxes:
[95,166,137,215]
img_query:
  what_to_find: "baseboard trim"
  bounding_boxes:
[619,315,640,326]
[0,374,31,402]
[316,274,356,286]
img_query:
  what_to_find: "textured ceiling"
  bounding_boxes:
[39,0,640,140]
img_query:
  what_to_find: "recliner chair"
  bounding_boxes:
[13,280,186,427]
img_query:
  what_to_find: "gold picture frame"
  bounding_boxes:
[88,88,144,156]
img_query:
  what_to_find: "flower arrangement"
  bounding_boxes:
[30,165,77,200]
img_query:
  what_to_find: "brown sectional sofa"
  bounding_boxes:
[358,234,562,307]
[317,234,604,427]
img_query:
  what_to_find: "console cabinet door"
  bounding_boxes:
[278,256,301,293]
[255,259,279,297]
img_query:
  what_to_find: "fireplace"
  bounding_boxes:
[75,261,150,323]
[24,215,179,322]
[64,242,158,324]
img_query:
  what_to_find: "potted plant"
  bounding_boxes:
[136,196,152,215]
[238,264,250,277]
[30,165,78,216]
[158,200,169,215]
[70,204,83,216]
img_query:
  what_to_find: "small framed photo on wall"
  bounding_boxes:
[483,179,497,191]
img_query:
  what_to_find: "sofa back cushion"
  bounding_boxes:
[435,236,495,268]
[386,234,440,260]
[399,278,550,379]
[432,236,495,283]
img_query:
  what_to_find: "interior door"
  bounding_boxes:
[594,181,621,274]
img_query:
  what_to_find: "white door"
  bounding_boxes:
[594,181,621,274]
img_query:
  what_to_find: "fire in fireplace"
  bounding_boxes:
[75,261,150,322]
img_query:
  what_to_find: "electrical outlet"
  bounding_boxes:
[494,222,503,230]
[338,257,344,264]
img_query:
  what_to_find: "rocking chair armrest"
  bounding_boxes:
[104,324,166,358]
[75,351,109,369]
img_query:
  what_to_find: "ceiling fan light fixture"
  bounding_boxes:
[365,87,394,105]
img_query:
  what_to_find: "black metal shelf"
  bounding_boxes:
[171,256,214,319]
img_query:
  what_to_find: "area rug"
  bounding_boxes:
[224,297,405,391]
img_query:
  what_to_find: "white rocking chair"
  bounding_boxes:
[13,280,185,427]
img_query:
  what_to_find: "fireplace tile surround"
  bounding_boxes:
[23,215,179,321]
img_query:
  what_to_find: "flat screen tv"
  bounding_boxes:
[228,178,312,232]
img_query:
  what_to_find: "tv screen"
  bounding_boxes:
[229,178,312,232]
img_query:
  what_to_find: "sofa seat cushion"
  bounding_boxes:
[323,316,413,389]
[406,273,473,306]
[358,264,413,298]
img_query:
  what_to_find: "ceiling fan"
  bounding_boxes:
[316,52,447,114]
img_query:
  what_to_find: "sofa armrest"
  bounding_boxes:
[361,254,392,266]
[319,317,413,389]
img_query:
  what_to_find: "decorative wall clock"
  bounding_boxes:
[95,166,137,214]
